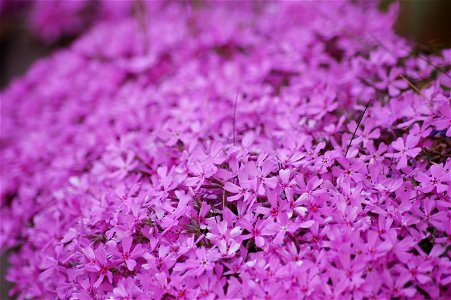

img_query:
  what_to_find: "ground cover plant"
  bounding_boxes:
[0,1,450,299]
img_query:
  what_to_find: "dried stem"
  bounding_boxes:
[134,0,149,53]
[399,74,429,101]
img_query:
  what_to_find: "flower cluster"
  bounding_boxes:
[1,1,450,299]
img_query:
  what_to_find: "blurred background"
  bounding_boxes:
[0,0,450,298]
[0,0,450,88]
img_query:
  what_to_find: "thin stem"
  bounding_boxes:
[222,189,226,211]
[398,74,429,101]
[134,0,149,53]
[345,98,372,157]
[232,91,239,146]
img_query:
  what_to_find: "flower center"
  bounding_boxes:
[200,258,209,267]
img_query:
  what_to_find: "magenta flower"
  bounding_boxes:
[331,252,366,290]
[416,163,450,193]
[206,220,242,256]
[1,1,450,299]
[223,170,258,204]
[81,246,113,288]
[240,217,274,248]
[406,257,434,284]
[381,270,416,297]
[278,169,297,193]
[142,245,176,272]
[185,161,218,190]
[348,120,380,147]
[111,236,145,271]
[173,247,221,276]
[333,157,365,182]
[390,134,421,169]
[363,230,392,261]
[375,68,408,97]
[265,213,314,244]
[112,278,143,299]
[193,201,212,229]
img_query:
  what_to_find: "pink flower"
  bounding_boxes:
[348,120,380,147]
[240,217,274,248]
[193,201,212,229]
[363,230,392,261]
[1,2,450,299]
[265,213,314,244]
[112,236,145,271]
[406,257,434,284]
[390,134,421,169]
[206,220,242,256]
[381,270,416,297]
[112,278,143,299]
[142,245,176,272]
[82,246,113,288]
[331,252,366,290]
[416,163,450,193]
[185,161,218,190]
[173,247,221,276]
[375,68,408,97]
[223,170,258,204]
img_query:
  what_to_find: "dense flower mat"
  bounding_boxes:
[0,1,450,299]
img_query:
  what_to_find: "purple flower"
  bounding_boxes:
[81,246,113,288]
[391,134,422,169]
[1,1,450,299]
[173,247,221,276]
[111,236,145,271]
[375,68,409,97]
[112,278,143,299]
[416,163,450,193]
